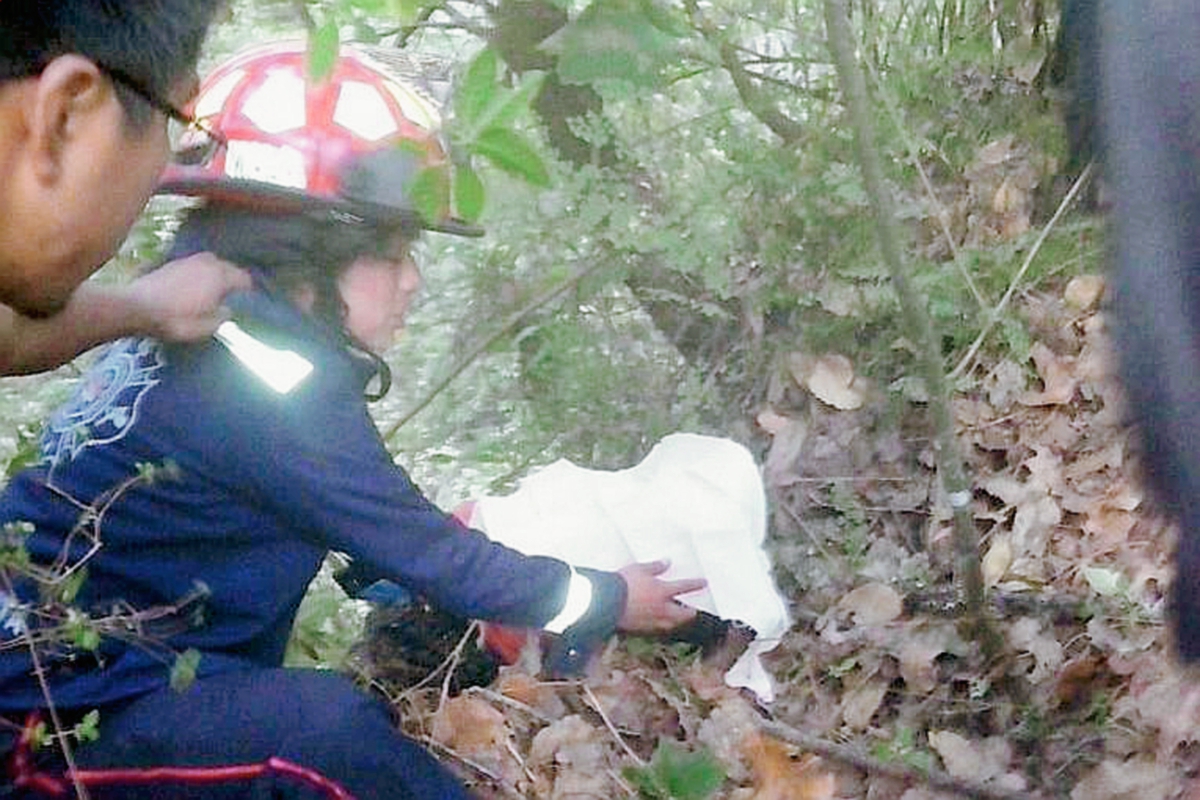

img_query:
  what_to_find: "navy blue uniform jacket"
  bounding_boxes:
[0,293,621,712]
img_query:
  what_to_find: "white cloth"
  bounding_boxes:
[469,433,790,702]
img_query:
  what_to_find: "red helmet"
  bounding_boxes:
[158,40,479,236]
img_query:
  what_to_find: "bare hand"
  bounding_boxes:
[616,560,707,633]
[129,253,252,342]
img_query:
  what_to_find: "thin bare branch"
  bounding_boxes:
[759,717,1045,800]
[823,0,993,641]
[718,41,806,143]
[382,260,607,443]
[949,161,1096,380]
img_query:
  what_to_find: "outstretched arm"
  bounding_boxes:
[0,253,251,376]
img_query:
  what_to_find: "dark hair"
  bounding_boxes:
[167,203,402,398]
[171,204,400,326]
[0,1,224,128]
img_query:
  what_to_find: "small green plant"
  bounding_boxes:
[1082,565,1160,629]
[284,558,369,670]
[870,726,935,774]
[830,485,870,570]
[623,741,726,800]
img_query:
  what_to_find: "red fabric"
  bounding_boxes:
[6,713,355,799]
[451,501,536,665]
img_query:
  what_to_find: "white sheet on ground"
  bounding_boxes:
[467,433,790,703]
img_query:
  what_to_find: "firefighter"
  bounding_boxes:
[0,1,250,375]
[0,42,702,799]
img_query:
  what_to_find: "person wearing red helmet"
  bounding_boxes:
[0,42,701,799]
[0,1,251,375]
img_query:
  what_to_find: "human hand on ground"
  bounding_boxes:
[616,560,707,633]
[129,253,252,341]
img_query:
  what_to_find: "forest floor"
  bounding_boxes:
[364,267,1200,800]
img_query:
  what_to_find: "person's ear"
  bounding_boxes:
[26,55,110,185]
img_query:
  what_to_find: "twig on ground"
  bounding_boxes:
[464,685,556,725]
[607,766,639,797]
[438,622,479,709]
[779,502,836,562]
[758,717,1042,800]
[391,620,480,703]
[580,683,646,766]
[503,737,536,785]
[419,735,526,800]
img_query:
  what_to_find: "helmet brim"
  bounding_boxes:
[157,176,485,238]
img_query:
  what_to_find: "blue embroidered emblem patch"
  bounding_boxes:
[42,337,165,470]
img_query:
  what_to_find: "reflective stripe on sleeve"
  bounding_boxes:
[542,568,594,634]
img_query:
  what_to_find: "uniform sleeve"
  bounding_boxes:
[205,347,619,631]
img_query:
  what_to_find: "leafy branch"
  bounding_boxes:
[1,460,209,796]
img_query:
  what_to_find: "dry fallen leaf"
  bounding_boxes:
[838,582,903,627]
[1069,757,1177,800]
[431,695,509,755]
[756,408,793,436]
[1006,616,1063,683]
[928,730,1023,790]
[1023,445,1065,497]
[1064,274,1105,311]
[1021,342,1078,406]
[1053,654,1102,707]
[742,732,836,800]
[983,358,1027,408]
[697,696,766,782]
[1008,494,1061,579]
[795,353,866,411]
[764,416,809,487]
[981,534,1013,587]
[894,624,963,694]
[528,715,611,798]
[430,694,526,787]
[496,668,568,719]
[841,677,889,729]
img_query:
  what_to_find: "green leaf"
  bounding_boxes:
[544,0,679,87]
[639,0,692,37]
[68,616,100,651]
[74,710,101,744]
[407,165,451,225]
[653,743,724,800]
[57,567,87,605]
[1083,566,1127,598]
[29,721,49,751]
[456,48,499,127]
[471,127,550,186]
[623,741,725,800]
[308,21,340,84]
[490,73,546,129]
[5,425,42,479]
[454,164,486,223]
[170,648,202,693]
